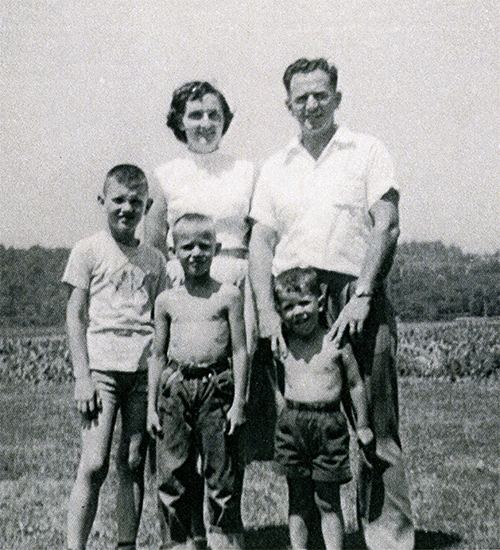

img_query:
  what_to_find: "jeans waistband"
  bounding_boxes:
[218,248,248,260]
[167,358,230,379]
[285,399,340,413]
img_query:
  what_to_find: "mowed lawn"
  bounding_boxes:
[0,379,499,550]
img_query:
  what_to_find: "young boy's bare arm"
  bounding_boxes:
[147,293,171,437]
[66,286,101,416]
[341,343,374,446]
[226,286,249,435]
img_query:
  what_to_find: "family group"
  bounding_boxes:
[63,57,414,550]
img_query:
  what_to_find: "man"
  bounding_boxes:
[249,58,414,550]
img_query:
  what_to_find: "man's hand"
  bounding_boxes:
[226,401,246,435]
[74,375,101,419]
[147,408,163,438]
[328,295,371,346]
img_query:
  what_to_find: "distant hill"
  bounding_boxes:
[0,242,499,327]
[390,242,500,321]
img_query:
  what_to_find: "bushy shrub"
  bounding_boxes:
[397,318,500,379]
[0,335,72,383]
[1,318,500,383]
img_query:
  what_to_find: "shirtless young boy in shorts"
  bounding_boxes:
[147,213,248,550]
[272,267,374,550]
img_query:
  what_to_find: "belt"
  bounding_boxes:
[285,399,340,413]
[218,248,248,260]
[167,358,230,379]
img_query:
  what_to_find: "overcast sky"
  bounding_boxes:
[1,0,498,252]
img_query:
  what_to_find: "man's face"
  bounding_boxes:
[173,222,218,279]
[286,69,341,137]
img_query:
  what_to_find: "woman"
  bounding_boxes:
[147,83,278,461]
[147,82,256,352]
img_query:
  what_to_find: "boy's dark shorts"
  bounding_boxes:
[274,400,352,483]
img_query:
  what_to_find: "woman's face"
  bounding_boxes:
[181,93,225,154]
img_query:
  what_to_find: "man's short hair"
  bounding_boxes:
[273,267,322,304]
[166,81,234,143]
[171,213,216,244]
[103,164,148,194]
[283,58,338,94]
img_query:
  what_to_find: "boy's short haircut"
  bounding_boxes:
[103,164,148,195]
[171,213,216,244]
[273,267,322,304]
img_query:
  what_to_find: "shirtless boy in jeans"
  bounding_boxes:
[147,213,248,550]
[272,267,374,550]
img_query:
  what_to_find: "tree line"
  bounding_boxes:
[1,241,499,327]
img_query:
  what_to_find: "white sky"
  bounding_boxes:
[1,0,499,252]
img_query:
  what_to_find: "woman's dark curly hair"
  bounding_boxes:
[166,81,234,143]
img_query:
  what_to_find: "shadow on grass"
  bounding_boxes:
[344,529,462,550]
[244,525,289,549]
[415,529,462,549]
[243,527,462,550]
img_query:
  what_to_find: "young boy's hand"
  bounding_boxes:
[226,401,246,435]
[357,427,374,447]
[275,392,286,416]
[147,409,163,438]
[357,427,376,467]
[74,376,101,419]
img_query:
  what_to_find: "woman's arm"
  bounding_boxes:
[144,179,169,258]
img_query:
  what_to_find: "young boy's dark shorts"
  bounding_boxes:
[274,400,352,483]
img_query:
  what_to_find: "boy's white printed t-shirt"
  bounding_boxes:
[155,151,255,251]
[63,230,167,372]
[250,127,398,277]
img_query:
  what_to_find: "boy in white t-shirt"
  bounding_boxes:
[63,164,167,550]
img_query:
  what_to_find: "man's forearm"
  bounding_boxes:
[355,196,400,294]
[248,223,279,330]
[355,225,398,294]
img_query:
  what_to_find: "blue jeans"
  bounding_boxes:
[156,367,244,547]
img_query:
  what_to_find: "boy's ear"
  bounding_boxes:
[145,197,153,214]
[97,194,105,206]
[214,242,222,256]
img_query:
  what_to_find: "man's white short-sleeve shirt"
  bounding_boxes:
[250,127,398,276]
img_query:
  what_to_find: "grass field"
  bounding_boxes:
[1,378,499,550]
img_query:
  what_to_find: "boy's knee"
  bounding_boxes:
[80,455,110,484]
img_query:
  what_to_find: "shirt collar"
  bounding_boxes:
[284,126,356,163]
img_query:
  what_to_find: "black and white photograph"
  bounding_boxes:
[1,1,498,549]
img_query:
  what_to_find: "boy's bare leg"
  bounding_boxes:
[314,481,344,550]
[116,387,148,548]
[67,397,118,550]
[287,477,317,550]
